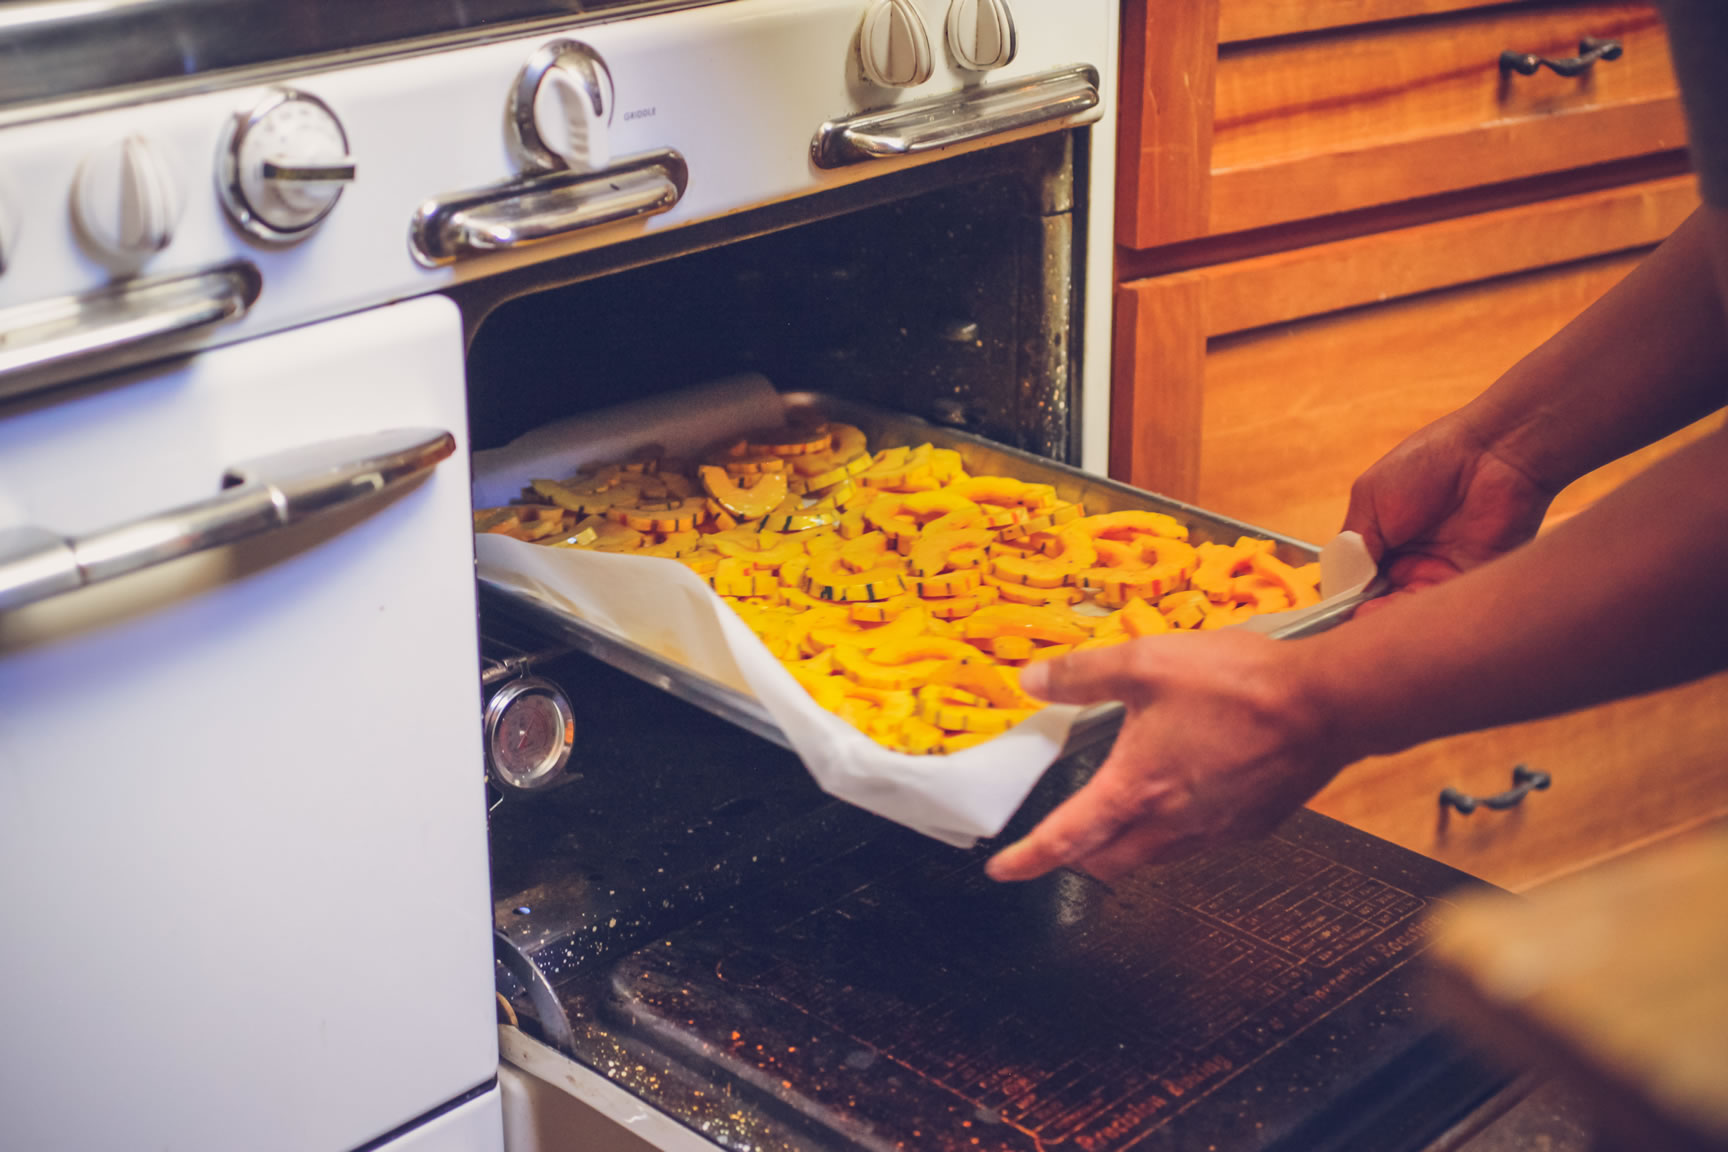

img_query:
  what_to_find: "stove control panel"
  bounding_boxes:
[0,0,1111,371]
[217,87,356,243]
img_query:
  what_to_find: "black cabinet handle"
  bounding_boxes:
[1500,37,1622,78]
[1440,764,1552,814]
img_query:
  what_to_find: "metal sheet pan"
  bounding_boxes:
[478,390,1367,758]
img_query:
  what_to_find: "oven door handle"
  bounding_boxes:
[0,262,262,405]
[410,149,688,267]
[812,63,1101,168]
[0,427,454,613]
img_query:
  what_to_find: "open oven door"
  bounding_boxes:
[0,294,502,1152]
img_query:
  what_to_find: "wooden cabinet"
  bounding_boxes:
[1111,0,1728,890]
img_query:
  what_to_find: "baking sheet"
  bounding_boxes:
[474,374,1375,846]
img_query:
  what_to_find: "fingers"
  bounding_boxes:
[1340,478,1389,563]
[1019,640,1164,705]
[985,756,1174,882]
[1074,826,1207,884]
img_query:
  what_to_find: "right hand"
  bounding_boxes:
[1343,411,1553,610]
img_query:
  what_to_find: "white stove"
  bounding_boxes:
[0,3,1117,1150]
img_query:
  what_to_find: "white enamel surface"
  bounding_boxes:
[392,1088,506,1152]
[0,295,499,1152]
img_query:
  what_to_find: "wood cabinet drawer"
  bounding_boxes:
[1118,0,1685,248]
[1215,3,1682,235]
[1111,173,1703,528]
[1306,670,1728,891]
[1111,172,1726,891]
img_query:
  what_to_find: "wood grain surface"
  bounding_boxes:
[1111,175,1701,504]
[1211,4,1682,233]
[1425,828,1728,1148]
[1221,0,1520,44]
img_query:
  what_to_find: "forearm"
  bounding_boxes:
[1302,422,1728,760]
[1458,207,1728,494]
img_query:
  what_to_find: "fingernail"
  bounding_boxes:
[1018,662,1049,698]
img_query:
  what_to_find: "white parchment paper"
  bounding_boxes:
[474,375,1376,846]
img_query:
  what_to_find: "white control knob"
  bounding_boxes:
[71,135,182,266]
[947,0,1017,71]
[860,0,935,88]
[0,192,13,278]
[218,88,355,243]
[510,40,615,173]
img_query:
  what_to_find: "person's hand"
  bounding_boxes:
[1343,410,1553,612]
[985,629,1345,884]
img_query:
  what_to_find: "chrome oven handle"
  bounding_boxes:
[0,262,262,405]
[409,149,688,267]
[812,63,1101,169]
[0,427,455,613]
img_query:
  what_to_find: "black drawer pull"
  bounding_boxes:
[1440,765,1551,814]
[1500,37,1622,78]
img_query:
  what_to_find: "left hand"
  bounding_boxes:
[985,629,1346,884]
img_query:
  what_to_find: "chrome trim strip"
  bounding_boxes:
[0,427,455,614]
[812,62,1101,169]
[409,149,687,267]
[0,1,733,128]
[0,261,261,404]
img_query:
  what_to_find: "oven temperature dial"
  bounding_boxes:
[484,676,577,794]
[217,88,356,243]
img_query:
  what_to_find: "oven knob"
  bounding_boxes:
[217,88,356,243]
[860,0,934,88]
[946,0,1016,71]
[70,134,182,267]
[510,40,615,173]
[0,194,12,278]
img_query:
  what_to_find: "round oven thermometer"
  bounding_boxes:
[483,676,577,794]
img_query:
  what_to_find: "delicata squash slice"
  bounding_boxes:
[477,417,1323,753]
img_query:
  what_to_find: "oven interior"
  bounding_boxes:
[464,134,1084,464]
[464,131,1507,1151]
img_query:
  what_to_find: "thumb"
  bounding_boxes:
[1019,645,1146,706]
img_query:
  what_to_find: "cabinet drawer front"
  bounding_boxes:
[1223,0,1526,43]
[1307,669,1728,892]
[1112,174,1700,506]
[1196,249,1726,546]
[1211,3,1683,234]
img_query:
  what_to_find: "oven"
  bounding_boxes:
[0,3,1508,1151]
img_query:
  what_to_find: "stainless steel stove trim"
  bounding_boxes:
[409,150,688,268]
[0,0,734,128]
[812,62,1101,168]
[0,260,261,403]
[0,426,454,613]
